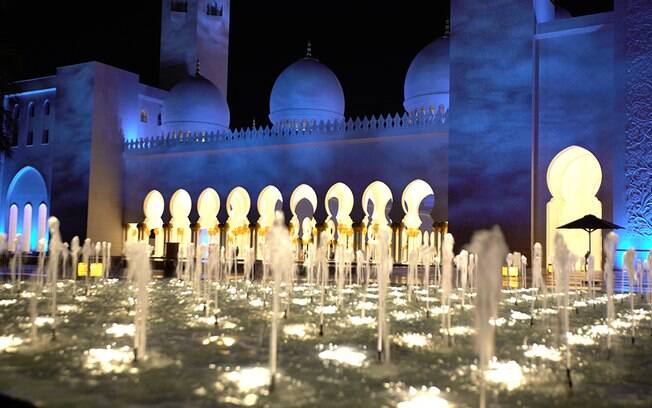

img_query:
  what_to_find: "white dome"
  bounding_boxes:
[269,58,345,126]
[404,38,450,115]
[163,75,230,133]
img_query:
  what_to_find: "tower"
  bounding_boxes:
[159,0,230,94]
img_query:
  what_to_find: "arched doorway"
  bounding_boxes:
[197,188,220,246]
[143,190,165,256]
[546,145,602,268]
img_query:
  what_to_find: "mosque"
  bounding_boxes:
[1,0,650,269]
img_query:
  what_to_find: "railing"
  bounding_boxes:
[124,111,449,153]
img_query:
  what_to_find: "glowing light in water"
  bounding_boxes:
[0,335,23,352]
[283,324,311,338]
[522,344,562,362]
[439,326,475,336]
[315,305,338,314]
[318,345,367,367]
[484,360,524,391]
[393,332,431,348]
[510,310,531,321]
[106,323,135,337]
[348,316,376,326]
[566,333,595,346]
[397,386,449,408]
[84,346,137,375]
[0,299,17,306]
[202,334,236,347]
[221,366,271,391]
[57,304,79,314]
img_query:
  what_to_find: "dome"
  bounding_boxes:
[269,58,345,127]
[162,75,229,133]
[403,38,450,115]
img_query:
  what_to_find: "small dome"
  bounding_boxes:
[162,75,229,133]
[403,38,450,115]
[269,58,345,127]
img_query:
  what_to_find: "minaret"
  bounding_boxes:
[159,0,230,94]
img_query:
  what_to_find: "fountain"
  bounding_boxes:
[441,233,454,343]
[603,232,618,358]
[469,226,507,408]
[623,248,636,343]
[125,242,151,361]
[47,217,63,340]
[553,233,573,388]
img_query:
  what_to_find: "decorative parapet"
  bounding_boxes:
[124,111,448,154]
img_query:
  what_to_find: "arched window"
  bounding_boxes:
[8,204,18,251]
[43,100,50,116]
[11,104,19,146]
[157,113,162,126]
[37,203,47,247]
[140,109,148,123]
[22,203,32,252]
[206,1,222,16]
[42,129,49,144]
[28,102,35,118]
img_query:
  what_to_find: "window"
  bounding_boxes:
[157,113,162,126]
[28,102,35,117]
[43,100,50,116]
[207,1,222,16]
[171,0,188,12]
[140,109,149,123]
[42,129,49,144]
[23,203,32,252]
[37,203,47,247]
[8,204,17,251]
[26,130,33,146]
[11,104,19,147]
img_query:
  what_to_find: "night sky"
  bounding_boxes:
[0,0,449,129]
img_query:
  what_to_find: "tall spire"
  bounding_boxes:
[195,58,201,77]
[443,18,450,38]
[306,40,312,57]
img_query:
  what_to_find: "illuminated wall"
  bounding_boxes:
[122,128,448,229]
[449,0,533,255]
[532,12,620,264]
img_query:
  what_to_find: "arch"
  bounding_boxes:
[362,181,393,229]
[197,187,220,230]
[546,145,603,267]
[37,203,47,246]
[43,100,50,116]
[6,167,48,252]
[226,186,251,258]
[8,204,17,252]
[325,182,354,248]
[143,190,165,256]
[401,179,434,230]
[257,185,283,230]
[169,189,192,246]
[28,102,35,118]
[22,203,32,252]
[290,184,318,243]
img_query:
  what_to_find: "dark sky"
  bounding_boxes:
[0,0,450,129]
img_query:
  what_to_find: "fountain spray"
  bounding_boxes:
[125,242,151,362]
[47,217,62,341]
[469,226,507,408]
[82,238,91,295]
[376,229,391,363]
[441,233,454,345]
[267,212,293,392]
[603,232,618,359]
[624,248,636,343]
[554,233,573,388]
[531,243,545,325]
